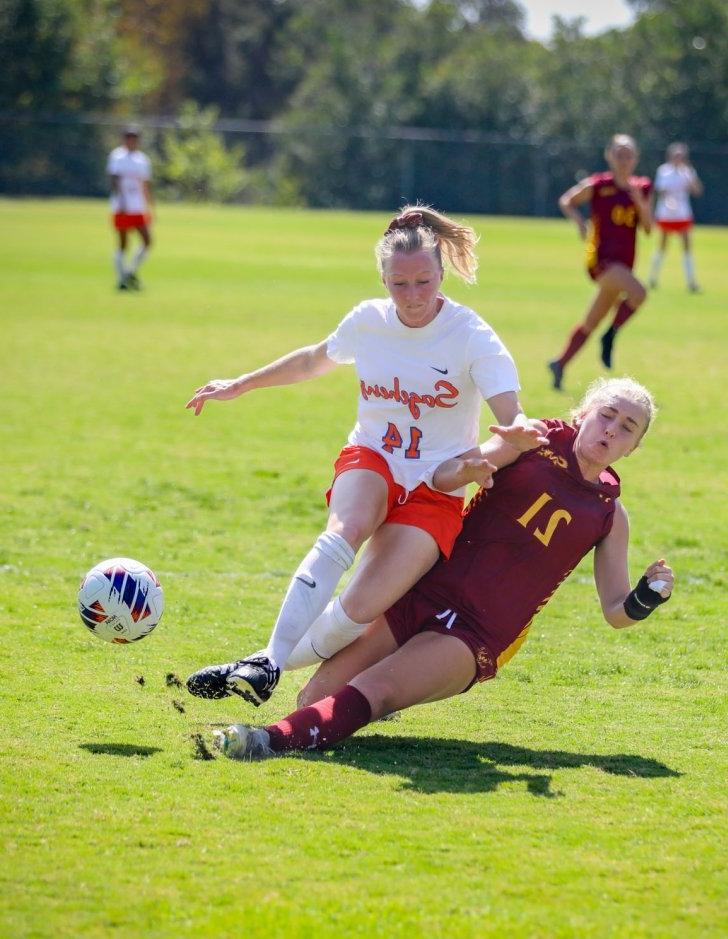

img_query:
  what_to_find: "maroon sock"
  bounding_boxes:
[611,299,637,330]
[264,684,372,753]
[557,326,589,366]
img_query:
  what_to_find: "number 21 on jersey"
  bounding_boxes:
[382,422,422,459]
[516,492,572,546]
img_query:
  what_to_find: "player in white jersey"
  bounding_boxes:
[107,125,153,290]
[648,143,703,292]
[185,205,548,707]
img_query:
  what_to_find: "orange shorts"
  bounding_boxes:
[325,445,464,558]
[657,219,693,233]
[113,213,149,231]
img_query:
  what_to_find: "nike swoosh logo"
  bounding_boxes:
[431,366,448,375]
[296,575,316,589]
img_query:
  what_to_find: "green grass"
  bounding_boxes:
[0,199,726,938]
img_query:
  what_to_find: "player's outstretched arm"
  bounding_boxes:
[432,423,538,493]
[594,503,673,628]
[186,340,336,415]
[485,392,550,453]
[558,179,593,240]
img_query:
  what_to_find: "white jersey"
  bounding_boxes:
[107,146,151,214]
[326,296,519,494]
[654,162,696,221]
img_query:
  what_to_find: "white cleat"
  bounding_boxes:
[212,724,275,761]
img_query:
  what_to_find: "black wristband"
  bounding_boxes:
[623,576,669,621]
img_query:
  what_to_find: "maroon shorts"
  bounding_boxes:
[326,445,464,558]
[587,259,634,282]
[384,588,497,691]
[113,213,149,231]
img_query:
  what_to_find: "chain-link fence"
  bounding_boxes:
[2,114,726,223]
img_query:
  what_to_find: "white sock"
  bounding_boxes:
[129,245,147,274]
[114,250,126,281]
[649,250,664,284]
[264,532,355,670]
[285,597,367,670]
[683,252,696,287]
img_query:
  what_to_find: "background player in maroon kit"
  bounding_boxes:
[549,135,652,390]
[211,377,675,760]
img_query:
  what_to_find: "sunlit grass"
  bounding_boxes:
[0,199,726,937]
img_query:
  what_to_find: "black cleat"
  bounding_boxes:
[227,654,281,707]
[547,359,564,391]
[600,327,616,369]
[117,279,129,290]
[126,273,141,290]
[186,659,246,699]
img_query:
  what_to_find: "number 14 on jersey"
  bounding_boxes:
[382,422,422,459]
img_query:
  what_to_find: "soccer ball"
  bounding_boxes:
[78,557,164,644]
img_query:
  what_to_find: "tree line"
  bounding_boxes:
[1,0,727,219]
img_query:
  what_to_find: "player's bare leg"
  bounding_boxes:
[597,264,647,368]
[680,229,699,292]
[549,282,619,389]
[297,616,398,707]
[215,632,476,760]
[286,523,439,669]
[649,229,669,287]
[126,224,152,289]
[188,469,387,703]
[115,229,128,289]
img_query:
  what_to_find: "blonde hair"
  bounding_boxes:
[571,376,657,439]
[606,133,639,158]
[376,204,479,284]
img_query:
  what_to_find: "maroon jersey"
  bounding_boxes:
[411,420,620,668]
[585,171,651,274]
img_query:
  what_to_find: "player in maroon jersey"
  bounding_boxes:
[211,377,674,760]
[548,135,652,390]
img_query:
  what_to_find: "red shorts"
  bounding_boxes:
[385,588,497,691]
[326,445,464,558]
[657,219,693,233]
[587,259,633,282]
[113,213,149,231]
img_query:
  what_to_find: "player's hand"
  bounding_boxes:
[628,184,648,208]
[576,217,588,240]
[643,558,673,598]
[489,419,550,452]
[432,455,497,493]
[457,456,498,490]
[186,378,244,416]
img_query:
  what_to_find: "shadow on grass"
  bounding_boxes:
[322,736,681,797]
[80,743,162,758]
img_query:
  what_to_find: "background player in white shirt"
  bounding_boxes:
[107,125,153,290]
[648,143,703,292]
[185,206,548,706]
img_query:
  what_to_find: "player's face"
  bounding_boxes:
[125,134,139,151]
[383,250,444,327]
[607,145,638,177]
[577,396,649,465]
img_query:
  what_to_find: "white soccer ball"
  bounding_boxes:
[78,557,164,644]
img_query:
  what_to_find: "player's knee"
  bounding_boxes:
[327,518,370,552]
[631,283,647,306]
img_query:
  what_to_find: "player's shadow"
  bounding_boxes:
[80,743,161,758]
[324,736,681,798]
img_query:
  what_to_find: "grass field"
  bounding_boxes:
[1,199,726,938]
